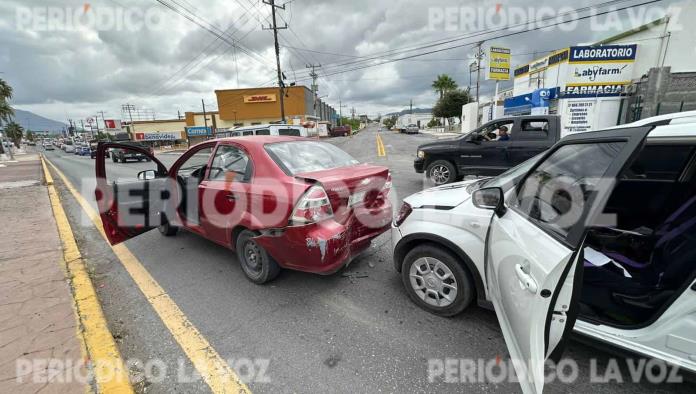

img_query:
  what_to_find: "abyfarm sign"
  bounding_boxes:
[564,44,637,98]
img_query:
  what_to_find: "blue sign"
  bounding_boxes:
[569,44,637,62]
[504,87,559,115]
[186,126,212,137]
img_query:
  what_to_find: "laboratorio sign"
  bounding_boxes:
[571,47,635,60]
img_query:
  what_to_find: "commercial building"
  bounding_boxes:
[502,3,696,137]
[213,86,337,131]
[124,119,187,144]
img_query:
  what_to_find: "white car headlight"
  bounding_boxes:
[417,150,425,159]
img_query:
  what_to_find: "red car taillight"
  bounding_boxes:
[290,185,334,225]
[382,172,392,193]
[394,202,412,227]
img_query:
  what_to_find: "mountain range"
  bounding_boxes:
[7,109,66,134]
[384,108,433,117]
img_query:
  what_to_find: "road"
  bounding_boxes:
[42,125,693,393]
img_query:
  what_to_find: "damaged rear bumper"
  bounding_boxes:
[255,206,392,274]
[255,221,352,274]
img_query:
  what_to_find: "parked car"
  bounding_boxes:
[43,143,54,151]
[329,125,352,137]
[403,124,419,134]
[393,120,696,392]
[94,136,393,284]
[110,141,153,162]
[414,115,562,184]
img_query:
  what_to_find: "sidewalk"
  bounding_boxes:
[0,153,89,392]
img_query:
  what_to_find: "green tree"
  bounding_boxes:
[431,74,458,99]
[340,117,361,131]
[4,122,24,148]
[26,131,34,142]
[433,89,471,119]
[426,118,442,128]
[383,115,397,129]
[0,78,14,154]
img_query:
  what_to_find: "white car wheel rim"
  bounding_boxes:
[409,257,458,307]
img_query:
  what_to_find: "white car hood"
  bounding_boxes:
[404,179,485,208]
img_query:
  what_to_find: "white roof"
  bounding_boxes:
[622,110,696,127]
[647,122,696,139]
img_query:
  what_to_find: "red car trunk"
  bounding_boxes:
[295,164,392,246]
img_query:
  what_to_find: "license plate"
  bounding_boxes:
[349,191,367,206]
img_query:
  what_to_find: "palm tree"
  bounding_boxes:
[0,78,14,155]
[431,74,458,99]
[4,122,23,148]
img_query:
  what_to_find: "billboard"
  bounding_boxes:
[134,132,181,141]
[104,119,122,132]
[185,126,212,137]
[563,44,637,98]
[488,47,510,81]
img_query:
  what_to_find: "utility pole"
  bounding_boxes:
[306,63,321,121]
[474,41,485,106]
[338,98,347,126]
[263,0,288,123]
[122,104,136,136]
[202,99,208,130]
[98,111,106,135]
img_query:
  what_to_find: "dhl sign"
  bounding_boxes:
[243,94,277,103]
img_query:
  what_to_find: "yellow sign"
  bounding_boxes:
[488,47,511,81]
[243,94,277,103]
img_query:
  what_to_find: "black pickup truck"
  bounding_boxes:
[414,115,561,184]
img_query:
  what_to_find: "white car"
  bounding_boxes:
[392,121,696,392]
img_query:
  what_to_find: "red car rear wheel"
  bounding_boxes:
[236,230,280,284]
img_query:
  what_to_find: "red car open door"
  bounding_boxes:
[95,142,170,245]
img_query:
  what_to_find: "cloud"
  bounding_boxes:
[0,0,683,121]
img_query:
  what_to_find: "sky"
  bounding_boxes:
[0,0,687,124]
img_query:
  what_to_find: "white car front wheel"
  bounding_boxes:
[401,244,474,317]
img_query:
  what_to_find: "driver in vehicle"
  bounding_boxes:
[483,125,510,141]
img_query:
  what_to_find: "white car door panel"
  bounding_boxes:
[482,126,654,393]
[487,207,579,393]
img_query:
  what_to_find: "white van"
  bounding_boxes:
[222,124,307,138]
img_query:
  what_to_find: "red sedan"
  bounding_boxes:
[95,136,393,283]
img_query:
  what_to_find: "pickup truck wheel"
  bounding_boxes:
[111,156,117,163]
[427,160,456,185]
[401,244,474,317]
[236,230,280,284]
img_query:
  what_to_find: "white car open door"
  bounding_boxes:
[473,126,652,393]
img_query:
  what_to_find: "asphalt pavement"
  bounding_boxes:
[41,125,694,393]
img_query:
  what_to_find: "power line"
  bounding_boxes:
[262,0,288,122]
[287,0,644,78]
[288,0,664,82]
[151,0,273,69]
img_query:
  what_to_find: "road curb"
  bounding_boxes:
[40,155,134,394]
[43,155,252,394]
